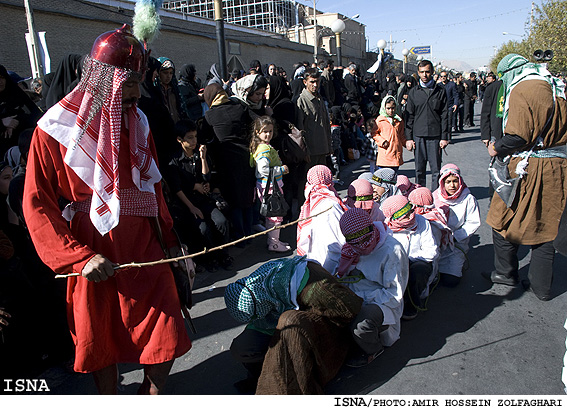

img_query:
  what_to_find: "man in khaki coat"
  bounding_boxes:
[296,68,332,169]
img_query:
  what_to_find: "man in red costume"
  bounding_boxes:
[22,25,191,394]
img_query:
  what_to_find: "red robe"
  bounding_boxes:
[23,126,192,373]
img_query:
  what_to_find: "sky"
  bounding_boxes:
[302,0,537,70]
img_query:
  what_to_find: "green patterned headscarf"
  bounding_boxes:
[224,255,307,332]
[497,53,566,129]
[379,95,402,124]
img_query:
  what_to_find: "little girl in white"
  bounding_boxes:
[250,116,291,252]
[433,163,481,287]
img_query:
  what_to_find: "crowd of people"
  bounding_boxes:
[0,19,565,396]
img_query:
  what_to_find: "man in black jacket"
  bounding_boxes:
[480,72,503,146]
[454,73,465,132]
[463,72,478,127]
[439,71,458,140]
[480,72,503,199]
[344,64,362,105]
[405,60,449,191]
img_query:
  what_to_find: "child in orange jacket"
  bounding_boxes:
[372,96,408,172]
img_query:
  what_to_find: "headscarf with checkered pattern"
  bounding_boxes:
[297,165,347,256]
[224,256,306,331]
[337,208,382,277]
[382,195,417,232]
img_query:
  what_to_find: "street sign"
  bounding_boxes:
[410,46,431,55]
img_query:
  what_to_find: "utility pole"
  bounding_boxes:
[214,0,227,81]
[24,0,44,79]
[313,0,317,63]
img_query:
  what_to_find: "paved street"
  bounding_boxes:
[37,104,567,396]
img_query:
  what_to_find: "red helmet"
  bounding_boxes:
[90,24,147,73]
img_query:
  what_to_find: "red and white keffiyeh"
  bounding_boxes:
[337,208,386,277]
[297,165,347,256]
[382,195,417,232]
[409,187,453,247]
[345,179,374,210]
[37,56,161,235]
[396,174,420,197]
[434,163,469,210]
[409,187,448,226]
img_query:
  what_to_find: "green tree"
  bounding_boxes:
[529,0,567,74]
[490,0,567,74]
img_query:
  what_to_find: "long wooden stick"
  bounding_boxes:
[54,206,333,279]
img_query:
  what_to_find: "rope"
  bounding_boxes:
[54,206,333,279]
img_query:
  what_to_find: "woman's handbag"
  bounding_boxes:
[259,168,289,218]
[348,147,360,161]
[279,121,310,164]
[488,156,520,208]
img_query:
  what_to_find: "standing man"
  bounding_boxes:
[454,73,465,132]
[156,57,185,124]
[439,71,458,140]
[319,59,335,107]
[463,72,478,127]
[405,60,449,191]
[480,72,503,147]
[484,54,567,301]
[344,64,362,105]
[480,71,503,198]
[22,25,192,394]
[296,68,332,168]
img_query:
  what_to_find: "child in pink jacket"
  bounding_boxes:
[372,96,407,171]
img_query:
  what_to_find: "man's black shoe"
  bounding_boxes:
[521,280,551,301]
[481,271,518,286]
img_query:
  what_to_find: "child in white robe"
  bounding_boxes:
[297,165,348,275]
[433,164,481,287]
[382,195,438,320]
[337,208,408,367]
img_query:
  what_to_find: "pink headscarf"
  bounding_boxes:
[409,187,448,224]
[297,165,347,256]
[436,164,467,201]
[396,174,420,197]
[409,187,452,247]
[346,179,374,210]
[382,195,417,232]
[338,208,381,277]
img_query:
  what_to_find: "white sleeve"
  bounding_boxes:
[321,204,346,275]
[414,218,439,262]
[453,196,481,243]
[255,156,271,179]
[366,246,408,325]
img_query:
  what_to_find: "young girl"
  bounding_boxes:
[372,96,407,171]
[250,116,291,252]
[433,164,481,287]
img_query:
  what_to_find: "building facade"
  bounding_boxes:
[0,0,315,79]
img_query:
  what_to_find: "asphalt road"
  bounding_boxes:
[35,104,567,396]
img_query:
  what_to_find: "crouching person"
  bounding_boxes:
[337,208,409,367]
[225,255,362,394]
